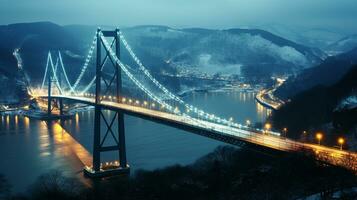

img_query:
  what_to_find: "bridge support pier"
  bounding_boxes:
[47,71,52,117]
[84,28,129,178]
[59,98,64,116]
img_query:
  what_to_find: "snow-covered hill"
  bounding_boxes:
[121,26,325,78]
[336,95,357,111]
[327,34,357,55]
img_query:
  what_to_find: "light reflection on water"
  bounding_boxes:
[0,115,92,192]
[51,122,92,167]
[75,113,80,132]
[0,90,270,192]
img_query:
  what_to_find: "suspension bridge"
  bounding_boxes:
[29,28,356,177]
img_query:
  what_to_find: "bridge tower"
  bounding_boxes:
[84,28,129,177]
[47,70,52,116]
[44,53,64,119]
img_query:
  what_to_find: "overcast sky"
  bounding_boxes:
[1,0,357,33]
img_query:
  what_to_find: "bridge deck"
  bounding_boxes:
[37,95,357,172]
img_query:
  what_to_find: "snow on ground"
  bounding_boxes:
[298,187,357,200]
[246,34,308,67]
[336,95,357,110]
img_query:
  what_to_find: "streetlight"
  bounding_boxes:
[283,127,288,137]
[229,117,234,126]
[302,130,307,141]
[316,132,323,145]
[338,137,345,150]
[264,123,271,135]
[265,123,271,130]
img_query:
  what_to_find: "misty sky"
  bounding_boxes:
[1,0,357,33]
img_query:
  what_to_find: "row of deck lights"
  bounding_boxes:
[80,93,246,127]
[81,91,347,150]
[81,93,162,109]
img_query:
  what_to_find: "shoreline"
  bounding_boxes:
[254,79,286,110]
[255,91,280,110]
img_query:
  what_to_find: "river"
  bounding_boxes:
[0,90,271,192]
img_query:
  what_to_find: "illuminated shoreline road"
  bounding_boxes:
[255,78,286,110]
[255,89,281,110]
[37,95,357,172]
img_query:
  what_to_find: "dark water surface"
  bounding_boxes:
[0,91,271,192]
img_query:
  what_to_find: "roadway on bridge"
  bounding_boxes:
[37,95,357,172]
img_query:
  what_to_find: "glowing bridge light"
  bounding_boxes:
[338,137,345,150]
[316,132,323,145]
[264,123,271,130]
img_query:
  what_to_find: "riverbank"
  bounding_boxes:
[255,78,286,110]
[255,89,282,110]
